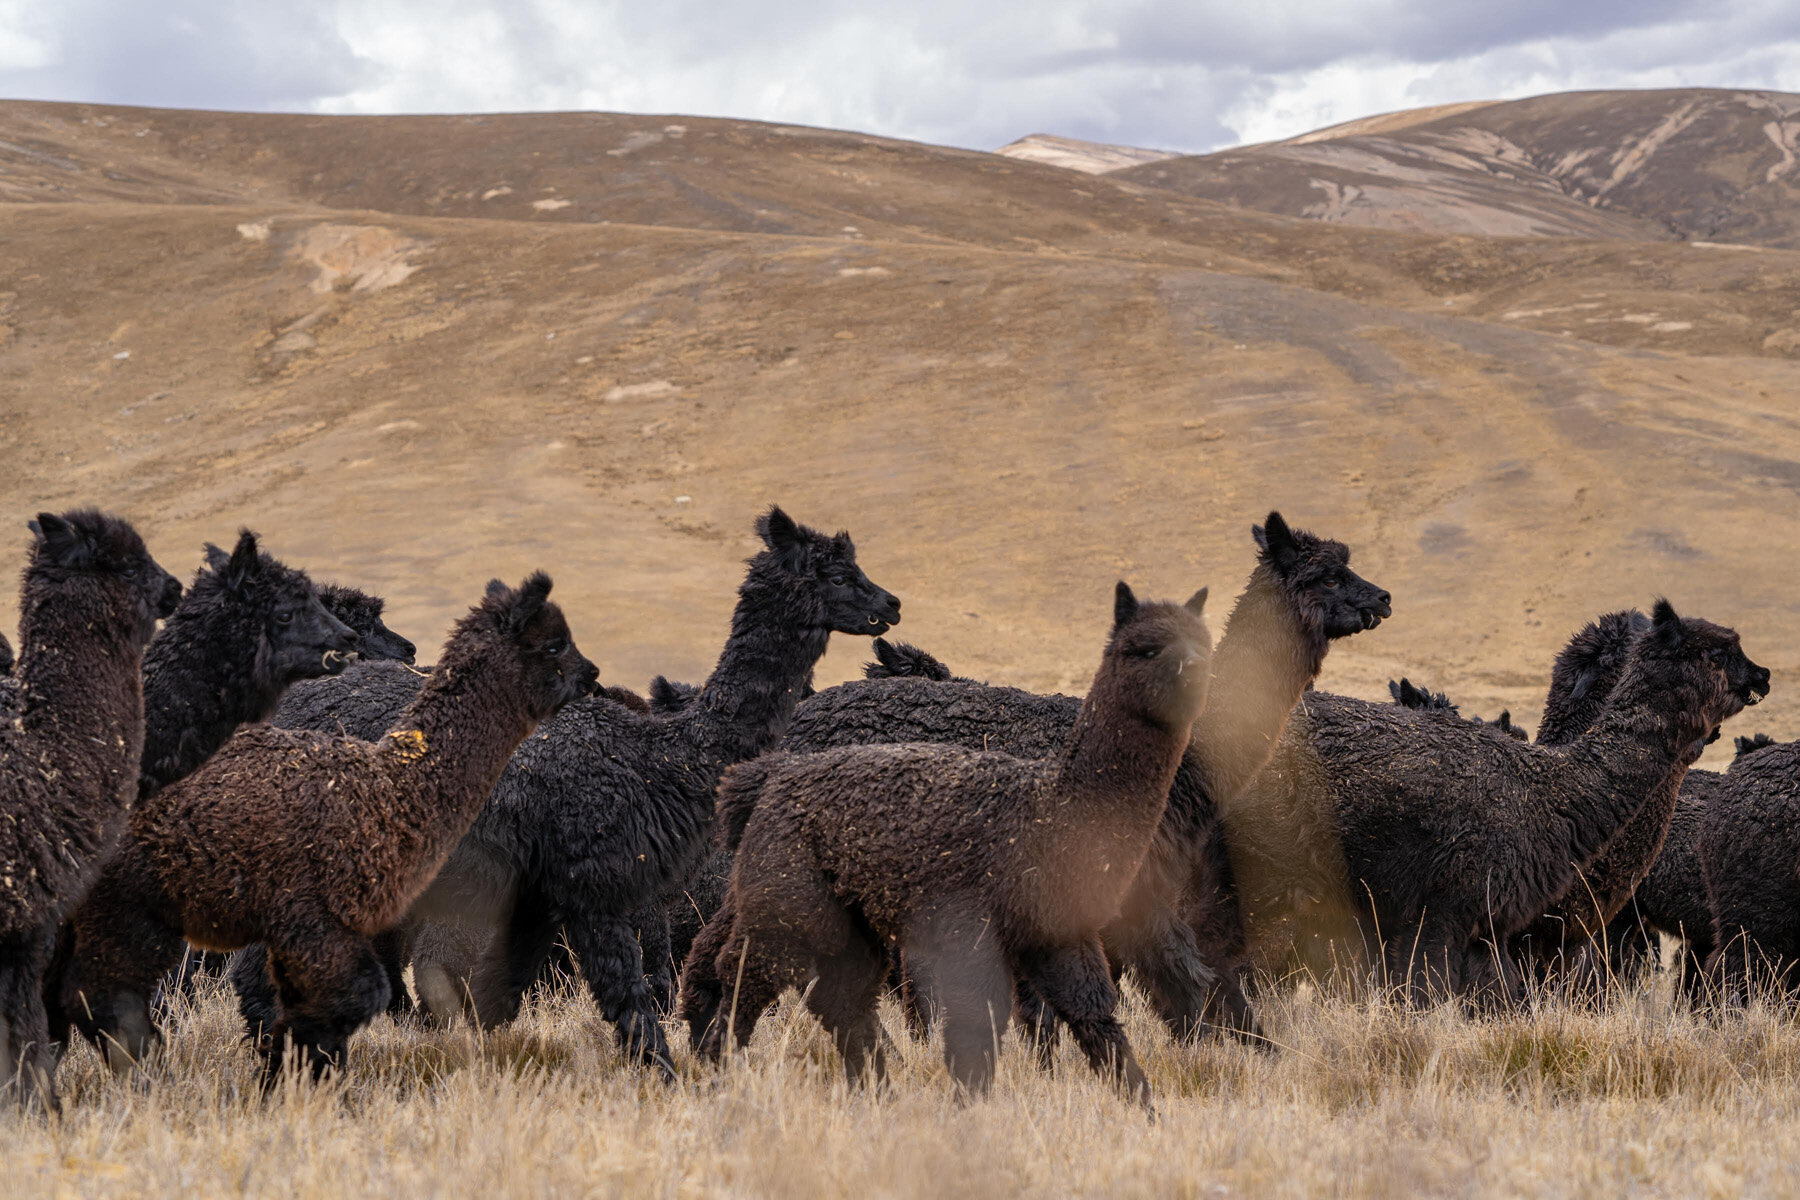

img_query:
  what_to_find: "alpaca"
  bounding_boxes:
[317,582,416,665]
[238,507,900,1073]
[685,583,1211,1103]
[693,513,1390,1042]
[0,511,180,1106]
[1241,601,1764,1003]
[863,638,961,682]
[140,531,361,799]
[1514,610,1717,981]
[162,574,417,1004]
[1698,730,1800,1002]
[1388,678,1528,741]
[61,574,596,1085]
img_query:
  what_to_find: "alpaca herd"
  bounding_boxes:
[0,502,1794,1114]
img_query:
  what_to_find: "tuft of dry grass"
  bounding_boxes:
[7,966,1800,1198]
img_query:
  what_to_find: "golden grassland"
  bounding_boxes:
[7,967,1800,1198]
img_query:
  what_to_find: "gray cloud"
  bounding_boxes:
[1,0,1797,152]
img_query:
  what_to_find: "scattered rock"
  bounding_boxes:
[236,221,270,242]
[532,198,572,212]
[604,380,679,402]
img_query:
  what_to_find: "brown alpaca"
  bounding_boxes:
[685,583,1210,1105]
[61,574,597,1086]
[0,511,180,1108]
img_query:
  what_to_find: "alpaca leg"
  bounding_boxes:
[1111,903,1255,1043]
[230,944,280,1045]
[0,927,59,1111]
[678,893,736,1057]
[466,889,561,1030]
[260,934,391,1088]
[409,921,487,1026]
[632,900,676,1015]
[803,931,889,1085]
[906,914,1013,1097]
[1017,938,1151,1107]
[891,946,936,1039]
[698,918,814,1065]
[564,913,674,1078]
[1384,910,1467,1006]
[1012,977,1059,1068]
[61,888,185,1078]
[370,925,414,1020]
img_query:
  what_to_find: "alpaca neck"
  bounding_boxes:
[1191,563,1326,804]
[15,585,145,755]
[681,579,831,764]
[1052,691,1186,840]
[1556,666,1708,872]
[139,614,278,794]
[386,661,535,815]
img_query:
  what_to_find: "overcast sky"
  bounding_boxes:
[3,1,1799,153]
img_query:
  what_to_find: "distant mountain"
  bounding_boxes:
[995,133,1180,174]
[1115,89,1800,246]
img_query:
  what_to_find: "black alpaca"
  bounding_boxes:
[863,638,963,682]
[1389,678,1527,741]
[707,513,1390,1041]
[686,583,1210,1104]
[1241,601,1764,1003]
[140,531,361,798]
[239,506,899,1072]
[0,511,180,1108]
[1699,730,1800,1002]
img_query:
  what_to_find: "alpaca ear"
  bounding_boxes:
[33,512,93,569]
[223,530,259,594]
[1650,598,1684,649]
[202,542,231,574]
[1184,586,1208,615]
[756,506,802,552]
[873,638,901,669]
[1252,512,1300,571]
[484,578,510,602]
[1113,581,1139,629]
[506,571,553,635]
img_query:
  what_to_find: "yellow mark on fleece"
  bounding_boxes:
[387,729,429,762]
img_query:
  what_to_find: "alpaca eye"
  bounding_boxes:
[1132,646,1160,659]
[275,610,293,627]
[542,639,567,657]
[1323,578,1339,590]
[829,575,847,587]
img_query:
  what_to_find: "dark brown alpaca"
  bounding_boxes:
[60,574,597,1086]
[0,511,180,1108]
[684,583,1210,1105]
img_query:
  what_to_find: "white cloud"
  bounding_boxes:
[2,0,1797,152]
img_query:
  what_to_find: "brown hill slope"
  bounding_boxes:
[1,101,1799,754]
[1119,89,1800,246]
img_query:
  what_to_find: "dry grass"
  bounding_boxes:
[7,966,1800,1198]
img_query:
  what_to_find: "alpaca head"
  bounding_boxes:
[318,583,417,664]
[1388,677,1458,714]
[864,638,953,681]
[1536,609,1652,746]
[649,675,700,714]
[476,572,598,721]
[1735,732,1779,760]
[1100,582,1213,734]
[1253,512,1391,640]
[749,506,902,637]
[27,509,181,646]
[1632,599,1768,731]
[198,531,362,685]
